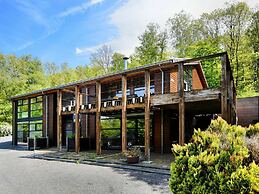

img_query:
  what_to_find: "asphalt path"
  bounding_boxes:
[0,136,170,194]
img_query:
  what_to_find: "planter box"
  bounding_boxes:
[28,137,48,150]
[127,156,139,164]
[66,137,75,152]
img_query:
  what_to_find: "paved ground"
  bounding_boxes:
[0,136,170,194]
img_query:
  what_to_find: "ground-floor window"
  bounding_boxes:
[101,115,153,150]
[17,120,43,142]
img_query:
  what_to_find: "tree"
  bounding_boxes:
[246,10,259,86]
[167,11,193,57]
[135,23,168,65]
[111,52,124,71]
[90,45,113,74]
[220,2,251,88]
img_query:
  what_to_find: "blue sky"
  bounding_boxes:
[0,0,258,67]
[0,0,121,66]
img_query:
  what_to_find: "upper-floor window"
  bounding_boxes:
[17,99,29,119]
[184,66,193,91]
[30,96,43,118]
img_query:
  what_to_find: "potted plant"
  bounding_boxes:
[123,147,141,164]
[67,133,75,151]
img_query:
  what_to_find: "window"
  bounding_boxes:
[16,96,43,142]
[17,122,29,142]
[29,120,43,138]
[184,66,193,91]
[17,100,29,119]
[30,96,43,118]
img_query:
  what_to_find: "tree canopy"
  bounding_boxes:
[0,1,258,124]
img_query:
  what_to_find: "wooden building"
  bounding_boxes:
[237,96,259,126]
[11,52,236,157]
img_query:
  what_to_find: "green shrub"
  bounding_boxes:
[169,117,259,194]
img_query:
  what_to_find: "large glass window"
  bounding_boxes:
[16,96,43,142]
[30,96,43,118]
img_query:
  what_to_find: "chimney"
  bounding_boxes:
[123,56,129,70]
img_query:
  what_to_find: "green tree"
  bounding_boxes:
[135,23,168,65]
[111,52,124,71]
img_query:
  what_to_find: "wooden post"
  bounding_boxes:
[178,63,185,146]
[96,81,101,155]
[57,90,62,150]
[221,54,228,122]
[12,100,17,146]
[160,109,164,154]
[75,86,80,153]
[144,70,151,159]
[121,75,127,152]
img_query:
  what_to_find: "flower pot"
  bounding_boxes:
[127,156,139,164]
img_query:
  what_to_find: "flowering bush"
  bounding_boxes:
[169,117,259,193]
[0,122,12,137]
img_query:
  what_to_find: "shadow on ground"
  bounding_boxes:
[0,137,27,151]
[113,167,170,193]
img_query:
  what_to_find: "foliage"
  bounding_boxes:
[0,122,12,137]
[0,1,258,127]
[134,23,168,65]
[169,118,259,194]
[123,147,141,158]
[67,133,75,139]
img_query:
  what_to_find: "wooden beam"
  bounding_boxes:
[62,89,75,94]
[144,70,151,159]
[61,111,75,115]
[12,101,17,146]
[126,103,145,109]
[178,63,185,146]
[57,90,62,150]
[75,86,80,153]
[221,54,228,122]
[95,81,101,155]
[80,108,97,114]
[121,75,127,152]
[150,89,221,106]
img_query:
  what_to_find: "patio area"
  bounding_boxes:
[32,148,173,169]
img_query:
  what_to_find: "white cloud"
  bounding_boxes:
[58,0,104,17]
[108,0,258,56]
[75,41,111,55]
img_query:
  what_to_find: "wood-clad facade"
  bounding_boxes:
[11,52,237,156]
